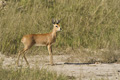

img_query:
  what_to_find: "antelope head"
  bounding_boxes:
[52,19,61,32]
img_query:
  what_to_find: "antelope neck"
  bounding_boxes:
[51,29,57,38]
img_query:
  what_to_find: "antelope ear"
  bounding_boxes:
[56,20,60,24]
[52,19,55,24]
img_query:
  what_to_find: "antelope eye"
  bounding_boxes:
[56,26,58,27]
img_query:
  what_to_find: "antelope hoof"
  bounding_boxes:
[27,64,30,67]
[51,63,54,66]
[50,62,54,66]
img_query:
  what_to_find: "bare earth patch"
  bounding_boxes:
[0,53,120,80]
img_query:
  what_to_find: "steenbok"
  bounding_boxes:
[17,20,61,66]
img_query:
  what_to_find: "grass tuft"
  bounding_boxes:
[0,67,68,80]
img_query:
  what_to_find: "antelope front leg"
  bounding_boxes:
[47,45,53,65]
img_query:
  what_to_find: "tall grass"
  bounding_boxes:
[0,0,120,55]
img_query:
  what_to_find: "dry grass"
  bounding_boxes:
[0,0,120,63]
[0,67,69,80]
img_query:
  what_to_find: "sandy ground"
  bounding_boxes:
[0,53,120,80]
